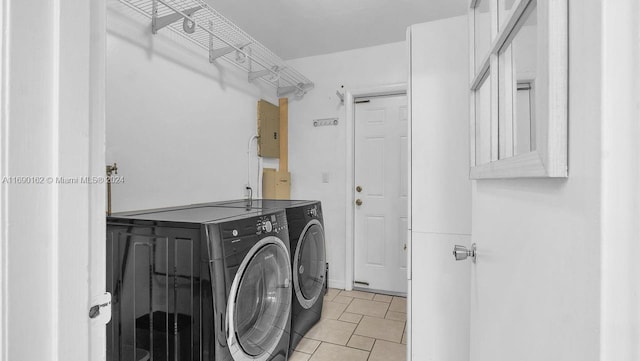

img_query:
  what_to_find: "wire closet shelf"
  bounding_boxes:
[121,0,314,97]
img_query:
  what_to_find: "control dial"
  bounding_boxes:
[307,207,318,217]
[262,220,273,233]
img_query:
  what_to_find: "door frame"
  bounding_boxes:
[344,83,407,292]
[0,0,106,359]
[89,0,107,359]
[0,1,7,358]
[600,0,640,358]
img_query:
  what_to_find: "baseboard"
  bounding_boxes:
[327,279,345,290]
[353,286,407,298]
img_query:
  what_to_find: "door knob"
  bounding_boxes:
[453,243,476,263]
[356,185,362,193]
[355,199,363,206]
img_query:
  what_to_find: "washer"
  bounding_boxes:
[212,199,326,352]
[106,205,292,361]
[207,208,292,361]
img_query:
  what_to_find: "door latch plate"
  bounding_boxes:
[89,292,112,324]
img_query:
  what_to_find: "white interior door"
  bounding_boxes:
[408,16,471,361]
[354,94,408,294]
[90,0,108,360]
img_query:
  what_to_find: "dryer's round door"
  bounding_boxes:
[227,236,292,361]
[293,220,326,309]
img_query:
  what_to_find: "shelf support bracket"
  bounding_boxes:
[277,84,300,98]
[210,43,249,62]
[208,22,250,62]
[248,69,272,81]
[278,83,313,98]
[249,66,281,82]
[152,1,202,34]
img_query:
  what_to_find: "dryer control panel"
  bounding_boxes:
[306,205,318,218]
[304,203,323,222]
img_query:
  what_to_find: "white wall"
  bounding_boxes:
[408,16,472,361]
[470,2,603,360]
[106,1,277,212]
[286,42,408,288]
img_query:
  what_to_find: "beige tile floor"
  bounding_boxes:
[290,288,407,361]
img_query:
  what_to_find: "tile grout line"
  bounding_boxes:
[308,340,372,359]
[315,289,406,360]
[332,295,356,323]
[366,339,379,361]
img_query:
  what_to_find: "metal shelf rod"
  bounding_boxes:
[155,0,307,93]
[122,1,259,80]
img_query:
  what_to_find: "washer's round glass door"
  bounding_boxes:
[227,236,291,361]
[293,220,326,309]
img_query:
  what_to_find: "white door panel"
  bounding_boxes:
[408,15,471,361]
[409,17,472,236]
[411,232,470,361]
[90,0,108,359]
[354,94,408,294]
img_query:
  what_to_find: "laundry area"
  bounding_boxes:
[103,0,418,359]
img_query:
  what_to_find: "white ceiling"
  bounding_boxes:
[206,0,468,60]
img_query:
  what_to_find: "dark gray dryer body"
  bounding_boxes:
[212,199,327,352]
[106,204,292,361]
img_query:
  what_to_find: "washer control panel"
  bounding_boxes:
[262,219,273,233]
[218,211,289,262]
[254,212,287,235]
[221,210,287,240]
